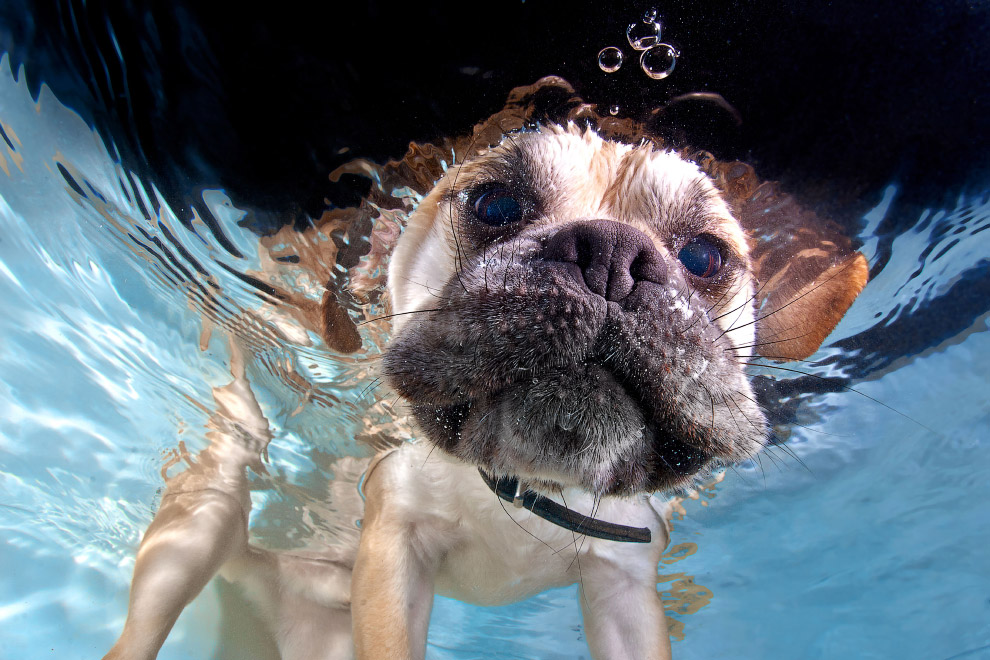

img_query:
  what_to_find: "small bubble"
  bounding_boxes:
[626,19,662,51]
[643,7,658,22]
[597,46,624,73]
[609,104,620,116]
[641,43,678,80]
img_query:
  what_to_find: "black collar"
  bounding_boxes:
[478,469,652,543]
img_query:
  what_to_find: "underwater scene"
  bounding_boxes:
[0,2,988,659]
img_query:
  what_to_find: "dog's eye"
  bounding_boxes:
[473,188,523,226]
[678,235,723,278]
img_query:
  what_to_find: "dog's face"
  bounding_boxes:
[381,124,767,495]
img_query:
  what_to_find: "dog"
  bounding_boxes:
[104,78,868,660]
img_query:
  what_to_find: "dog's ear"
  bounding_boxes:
[321,288,363,353]
[469,76,652,147]
[701,158,869,361]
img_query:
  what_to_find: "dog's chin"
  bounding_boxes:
[406,362,712,496]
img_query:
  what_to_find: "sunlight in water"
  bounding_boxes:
[0,49,989,660]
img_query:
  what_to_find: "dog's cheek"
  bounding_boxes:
[409,402,471,453]
[603,291,768,462]
[681,372,767,463]
[382,302,526,405]
[383,322,470,405]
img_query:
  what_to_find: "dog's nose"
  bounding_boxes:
[543,220,667,301]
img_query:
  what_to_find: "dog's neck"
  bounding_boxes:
[477,469,652,543]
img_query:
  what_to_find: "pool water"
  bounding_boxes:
[1,45,989,660]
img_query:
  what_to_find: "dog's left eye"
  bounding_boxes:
[473,188,523,226]
[678,235,723,278]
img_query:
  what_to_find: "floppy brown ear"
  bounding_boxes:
[700,158,869,361]
[321,288,363,353]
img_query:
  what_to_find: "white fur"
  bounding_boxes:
[379,442,668,606]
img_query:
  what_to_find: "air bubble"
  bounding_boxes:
[626,19,661,51]
[597,46,624,73]
[609,105,620,116]
[643,7,658,22]
[640,43,678,80]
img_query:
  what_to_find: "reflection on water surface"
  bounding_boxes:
[0,7,988,655]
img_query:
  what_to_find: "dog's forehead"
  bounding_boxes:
[455,125,743,243]
[496,125,628,191]
[465,125,698,197]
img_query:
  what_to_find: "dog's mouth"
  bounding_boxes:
[413,370,712,495]
[384,296,760,495]
[383,223,767,496]
[405,355,712,495]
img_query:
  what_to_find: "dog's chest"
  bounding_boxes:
[383,443,668,607]
[432,488,587,606]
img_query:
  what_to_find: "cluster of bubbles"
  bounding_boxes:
[597,8,679,82]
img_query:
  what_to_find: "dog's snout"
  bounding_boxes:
[544,220,667,302]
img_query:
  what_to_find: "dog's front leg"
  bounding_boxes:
[578,539,672,660]
[351,455,441,660]
[103,489,249,660]
[580,572,672,660]
[104,344,269,660]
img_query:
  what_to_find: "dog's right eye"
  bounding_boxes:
[472,188,523,226]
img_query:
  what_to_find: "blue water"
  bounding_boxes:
[1,53,988,660]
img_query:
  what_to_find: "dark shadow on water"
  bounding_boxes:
[1,0,987,233]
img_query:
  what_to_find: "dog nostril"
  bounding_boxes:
[544,220,666,302]
[573,234,596,270]
[629,253,649,282]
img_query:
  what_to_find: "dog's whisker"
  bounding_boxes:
[395,273,450,300]
[718,392,748,441]
[700,384,718,438]
[726,334,818,357]
[357,307,445,326]
[729,399,771,453]
[502,236,520,292]
[360,377,383,397]
[727,463,755,488]
[482,246,491,295]
[732,389,773,422]
[708,275,759,323]
[767,438,814,475]
[736,361,936,434]
[719,258,866,340]
[730,351,819,363]
[494,490,555,552]
[754,453,769,487]
[557,489,590,599]
[758,444,787,473]
[697,278,735,324]
[422,441,440,468]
